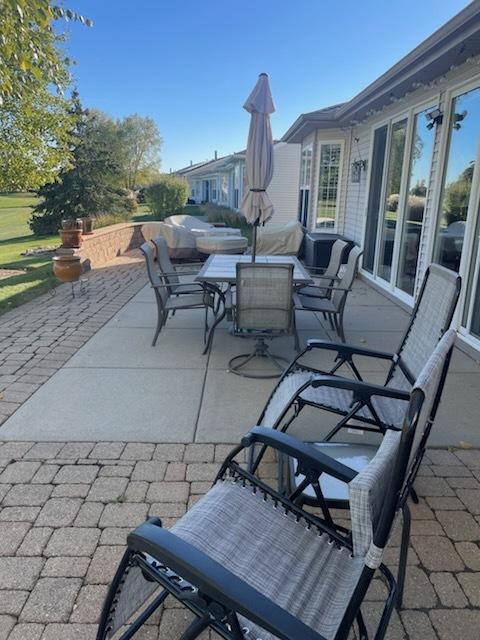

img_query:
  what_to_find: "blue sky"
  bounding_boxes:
[64,0,469,171]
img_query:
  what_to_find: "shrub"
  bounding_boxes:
[204,203,252,241]
[145,175,188,220]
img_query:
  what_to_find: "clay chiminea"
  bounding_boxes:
[59,218,82,248]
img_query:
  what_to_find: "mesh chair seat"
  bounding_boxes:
[260,369,408,431]
[171,282,204,295]
[171,478,365,640]
[296,294,337,313]
[298,284,329,298]
[165,292,212,311]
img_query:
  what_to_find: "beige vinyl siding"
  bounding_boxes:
[268,142,301,225]
[343,125,370,243]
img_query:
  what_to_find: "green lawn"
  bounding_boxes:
[0,193,60,314]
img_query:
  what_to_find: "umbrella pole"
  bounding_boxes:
[252,217,259,263]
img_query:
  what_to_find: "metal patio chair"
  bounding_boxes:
[140,242,224,352]
[152,235,204,297]
[298,238,348,300]
[295,246,363,342]
[228,262,299,379]
[97,372,429,640]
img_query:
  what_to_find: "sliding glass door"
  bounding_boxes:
[363,107,436,297]
[396,109,437,295]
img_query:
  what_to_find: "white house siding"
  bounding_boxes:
[268,142,301,225]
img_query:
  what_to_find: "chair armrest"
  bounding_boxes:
[128,522,326,640]
[242,426,357,483]
[309,374,411,402]
[158,270,199,277]
[306,339,395,361]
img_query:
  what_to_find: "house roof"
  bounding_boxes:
[283,2,480,142]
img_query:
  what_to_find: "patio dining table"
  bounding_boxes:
[195,254,313,335]
[195,254,313,286]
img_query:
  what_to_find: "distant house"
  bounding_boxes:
[178,142,301,226]
[283,2,480,354]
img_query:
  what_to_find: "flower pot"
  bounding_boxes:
[52,255,82,282]
[81,216,95,235]
[59,228,83,248]
[61,218,81,230]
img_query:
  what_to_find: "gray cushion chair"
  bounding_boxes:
[228,262,299,378]
[97,360,435,640]
[295,245,363,342]
[298,238,348,299]
[140,241,224,353]
[251,263,461,608]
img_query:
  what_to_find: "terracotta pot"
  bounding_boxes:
[59,228,82,248]
[81,216,95,235]
[52,255,82,282]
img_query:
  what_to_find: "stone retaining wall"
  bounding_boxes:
[75,223,145,269]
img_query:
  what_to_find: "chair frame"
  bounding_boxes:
[97,388,424,640]
[140,242,225,353]
[295,247,363,342]
[229,262,299,379]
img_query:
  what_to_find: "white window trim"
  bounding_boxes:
[313,139,345,233]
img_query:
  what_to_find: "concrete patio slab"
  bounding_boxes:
[65,326,208,370]
[195,369,276,442]
[0,368,205,442]
[105,301,158,328]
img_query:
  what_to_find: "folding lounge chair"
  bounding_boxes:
[140,242,225,352]
[295,246,363,342]
[97,363,435,640]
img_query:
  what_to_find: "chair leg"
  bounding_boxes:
[337,311,346,343]
[396,502,411,610]
[179,613,211,640]
[152,309,164,346]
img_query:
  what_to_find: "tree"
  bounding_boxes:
[145,176,188,220]
[0,0,91,104]
[0,87,77,191]
[117,115,162,189]
[29,107,136,235]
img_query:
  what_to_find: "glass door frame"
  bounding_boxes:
[362,98,440,303]
[313,139,345,233]
[433,78,480,346]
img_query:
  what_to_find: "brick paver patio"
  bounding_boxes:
[0,441,478,639]
[0,258,479,638]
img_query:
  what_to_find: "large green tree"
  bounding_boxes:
[117,114,162,190]
[30,106,135,234]
[0,0,91,104]
[0,1,91,190]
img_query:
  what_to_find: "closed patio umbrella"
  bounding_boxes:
[241,73,275,261]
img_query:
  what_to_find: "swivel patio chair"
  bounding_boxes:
[295,245,363,342]
[140,242,224,352]
[97,370,431,640]
[298,238,348,299]
[228,262,299,378]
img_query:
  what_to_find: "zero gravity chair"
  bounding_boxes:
[251,263,461,607]
[97,360,437,640]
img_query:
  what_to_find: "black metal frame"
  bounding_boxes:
[97,388,424,640]
[140,242,225,354]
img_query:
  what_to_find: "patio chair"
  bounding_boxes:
[295,245,363,342]
[228,262,299,378]
[97,377,428,640]
[151,236,204,297]
[298,238,348,300]
[140,242,224,353]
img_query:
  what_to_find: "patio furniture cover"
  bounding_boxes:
[256,220,305,255]
[196,234,248,255]
[241,73,275,229]
[164,215,241,237]
[143,222,196,259]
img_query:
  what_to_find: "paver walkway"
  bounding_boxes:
[0,441,478,639]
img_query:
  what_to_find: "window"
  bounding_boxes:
[298,144,312,226]
[210,179,217,201]
[433,86,480,272]
[396,108,436,295]
[377,119,408,282]
[316,143,342,229]
[234,189,239,209]
[364,126,388,273]
[221,175,228,203]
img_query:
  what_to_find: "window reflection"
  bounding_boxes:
[434,86,480,272]
[397,109,436,295]
[378,119,407,281]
